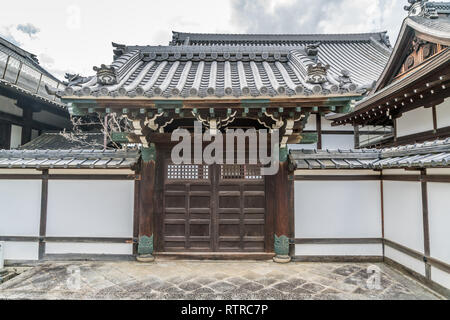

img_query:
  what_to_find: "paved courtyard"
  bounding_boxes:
[0,260,443,300]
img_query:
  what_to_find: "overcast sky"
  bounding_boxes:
[0,0,407,81]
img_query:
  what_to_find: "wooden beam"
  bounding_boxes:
[0,236,135,243]
[293,256,383,263]
[295,175,381,181]
[384,257,450,299]
[294,238,383,245]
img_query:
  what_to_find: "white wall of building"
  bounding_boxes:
[431,267,450,290]
[10,124,22,149]
[0,180,41,236]
[46,180,134,255]
[396,107,434,138]
[1,242,39,261]
[294,179,382,256]
[436,98,450,129]
[322,134,354,150]
[45,243,133,255]
[427,183,450,265]
[0,180,41,260]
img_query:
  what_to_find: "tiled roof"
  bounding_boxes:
[20,133,105,150]
[0,36,60,82]
[0,36,66,109]
[290,138,450,170]
[0,149,139,169]
[170,31,393,47]
[56,31,391,100]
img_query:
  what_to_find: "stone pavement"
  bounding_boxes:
[0,261,443,300]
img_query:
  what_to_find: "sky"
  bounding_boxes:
[0,0,408,81]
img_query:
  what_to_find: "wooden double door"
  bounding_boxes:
[162,161,267,252]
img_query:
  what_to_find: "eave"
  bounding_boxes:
[61,94,363,119]
[330,49,450,127]
[374,16,450,92]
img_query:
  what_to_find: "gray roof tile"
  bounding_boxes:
[290,138,450,170]
[0,149,139,169]
[58,32,392,99]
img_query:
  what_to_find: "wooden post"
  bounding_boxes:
[273,147,293,263]
[38,169,49,260]
[316,113,322,150]
[21,107,33,145]
[421,169,431,280]
[137,143,156,262]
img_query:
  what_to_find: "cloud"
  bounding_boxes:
[0,25,21,46]
[17,23,40,37]
[230,0,406,41]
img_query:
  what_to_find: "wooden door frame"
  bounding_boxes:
[154,143,273,254]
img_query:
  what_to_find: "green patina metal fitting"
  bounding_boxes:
[279,147,289,162]
[274,235,290,256]
[141,143,156,162]
[300,132,318,144]
[69,105,87,116]
[111,132,130,143]
[138,235,154,255]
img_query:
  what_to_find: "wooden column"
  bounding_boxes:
[354,125,360,149]
[38,169,49,260]
[421,169,431,280]
[273,148,294,263]
[137,143,156,262]
[316,113,322,150]
[21,107,33,145]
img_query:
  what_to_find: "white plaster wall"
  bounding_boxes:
[10,124,22,149]
[45,243,133,255]
[0,180,41,236]
[2,242,39,261]
[322,134,355,150]
[436,98,450,129]
[427,183,450,264]
[295,181,382,239]
[46,180,134,239]
[303,116,316,131]
[295,244,383,256]
[383,181,424,253]
[396,107,433,137]
[385,246,426,276]
[321,118,352,131]
[431,267,450,290]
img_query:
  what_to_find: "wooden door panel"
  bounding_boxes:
[162,161,266,253]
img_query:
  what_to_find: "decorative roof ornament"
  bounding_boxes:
[63,73,93,87]
[306,42,321,61]
[112,42,126,59]
[380,32,392,48]
[93,64,117,85]
[336,70,352,86]
[306,62,330,84]
[404,0,439,18]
